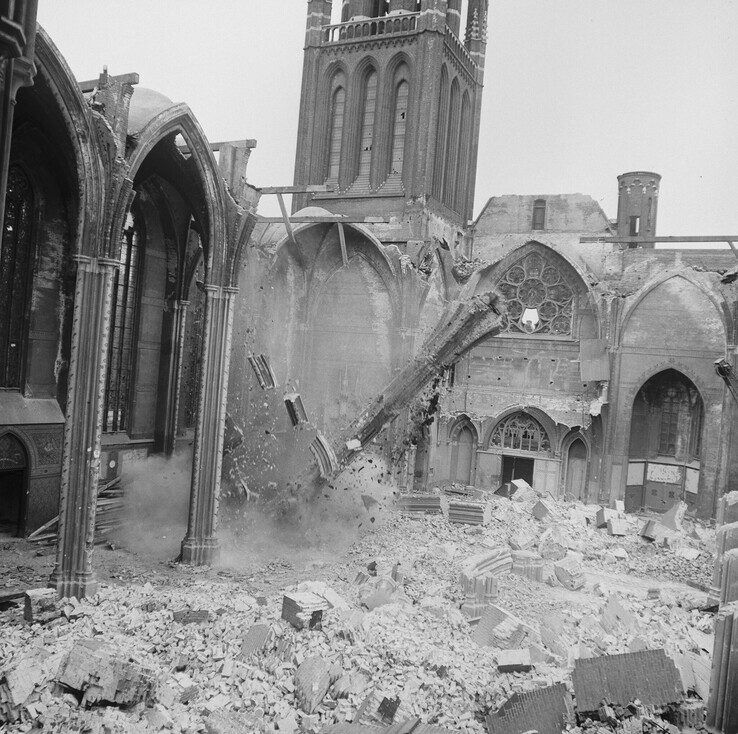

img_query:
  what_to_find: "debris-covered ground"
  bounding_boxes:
[0,463,718,734]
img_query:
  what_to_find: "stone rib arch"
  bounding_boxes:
[120,105,228,283]
[34,27,102,257]
[619,272,729,351]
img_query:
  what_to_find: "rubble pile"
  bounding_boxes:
[0,481,720,734]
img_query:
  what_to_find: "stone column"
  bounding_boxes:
[719,549,738,606]
[180,285,236,565]
[160,299,189,455]
[711,522,738,602]
[50,256,117,598]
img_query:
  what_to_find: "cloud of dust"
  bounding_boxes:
[218,451,399,570]
[110,449,192,561]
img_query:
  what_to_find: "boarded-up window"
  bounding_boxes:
[357,70,378,178]
[390,79,409,176]
[326,86,346,182]
[532,199,546,230]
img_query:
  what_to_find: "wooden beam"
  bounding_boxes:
[580,235,738,244]
[177,139,257,155]
[276,193,296,247]
[337,222,349,267]
[259,184,334,195]
[257,216,387,224]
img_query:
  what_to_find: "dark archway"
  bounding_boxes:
[625,369,704,512]
[0,433,28,536]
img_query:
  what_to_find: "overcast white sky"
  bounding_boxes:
[39,1,737,235]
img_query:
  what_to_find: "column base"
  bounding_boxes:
[180,536,220,566]
[48,570,99,599]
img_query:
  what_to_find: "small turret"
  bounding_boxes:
[616,171,661,244]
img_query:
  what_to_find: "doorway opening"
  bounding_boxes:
[565,438,587,501]
[0,434,28,536]
[501,455,534,486]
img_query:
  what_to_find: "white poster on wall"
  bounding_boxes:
[627,462,645,485]
[646,463,683,484]
[685,467,700,495]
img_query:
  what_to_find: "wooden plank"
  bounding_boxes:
[337,223,349,267]
[259,184,334,195]
[580,235,738,243]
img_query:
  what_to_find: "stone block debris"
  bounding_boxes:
[607,517,628,536]
[510,479,537,503]
[553,555,585,590]
[660,500,688,531]
[23,588,58,625]
[472,605,533,649]
[240,623,272,660]
[460,574,498,620]
[295,656,332,714]
[281,591,329,630]
[496,648,532,673]
[572,649,683,713]
[531,499,554,521]
[640,519,670,544]
[706,600,738,732]
[600,595,637,633]
[56,638,157,707]
[511,551,545,583]
[448,500,489,526]
[397,494,442,515]
[538,526,567,561]
[485,683,574,734]
[460,547,513,582]
[172,608,210,624]
[596,507,618,528]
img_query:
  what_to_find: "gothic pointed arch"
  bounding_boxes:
[119,104,228,284]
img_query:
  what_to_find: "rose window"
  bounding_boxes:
[496,253,574,335]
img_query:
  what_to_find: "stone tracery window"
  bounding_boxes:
[489,412,551,453]
[0,164,34,388]
[496,252,574,335]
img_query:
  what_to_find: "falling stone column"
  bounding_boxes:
[180,285,236,565]
[50,256,117,598]
[706,600,738,732]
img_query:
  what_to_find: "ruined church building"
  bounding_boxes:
[0,0,736,596]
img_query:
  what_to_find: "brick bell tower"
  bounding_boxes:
[293,0,489,225]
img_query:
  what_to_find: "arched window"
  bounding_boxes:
[356,69,378,180]
[495,251,575,335]
[104,214,142,433]
[326,85,346,183]
[490,413,551,453]
[389,77,409,177]
[0,165,34,388]
[532,199,546,230]
[432,66,449,199]
[442,78,461,208]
